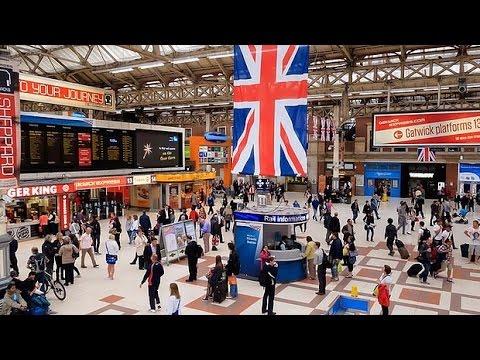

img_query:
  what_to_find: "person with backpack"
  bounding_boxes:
[259,256,278,315]
[184,235,202,282]
[313,242,327,295]
[26,247,47,293]
[418,221,431,250]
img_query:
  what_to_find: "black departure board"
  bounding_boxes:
[19,120,169,173]
[62,126,77,167]
[45,125,62,166]
[28,123,45,166]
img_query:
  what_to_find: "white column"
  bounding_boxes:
[332,106,340,190]
[205,112,211,133]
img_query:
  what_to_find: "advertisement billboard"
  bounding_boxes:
[19,73,115,112]
[373,110,480,146]
[0,59,20,189]
[135,130,183,168]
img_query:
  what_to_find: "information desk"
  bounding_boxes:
[233,205,308,282]
[269,249,306,283]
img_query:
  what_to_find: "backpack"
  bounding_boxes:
[33,254,45,273]
[323,250,332,268]
[196,244,204,258]
[258,268,268,287]
[420,228,431,241]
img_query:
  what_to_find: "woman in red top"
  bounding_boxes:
[377,265,393,316]
[260,245,271,270]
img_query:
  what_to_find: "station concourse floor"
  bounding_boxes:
[11,193,480,315]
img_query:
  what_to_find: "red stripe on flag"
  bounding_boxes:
[280,124,305,176]
[248,45,256,61]
[282,45,296,73]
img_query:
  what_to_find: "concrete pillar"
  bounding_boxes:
[205,112,211,133]
[332,106,340,190]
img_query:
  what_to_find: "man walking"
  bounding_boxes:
[79,227,99,268]
[140,254,164,312]
[139,210,152,233]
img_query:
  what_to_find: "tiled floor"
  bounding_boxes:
[9,193,480,315]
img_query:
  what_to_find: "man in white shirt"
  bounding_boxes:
[464,220,480,265]
[79,227,99,268]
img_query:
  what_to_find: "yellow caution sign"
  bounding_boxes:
[351,285,358,298]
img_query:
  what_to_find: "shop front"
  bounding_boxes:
[364,163,401,198]
[458,163,480,195]
[5,184,74,240]
[151,171,216,210]
[401,163,446,199]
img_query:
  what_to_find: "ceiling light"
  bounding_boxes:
[208,53,233,59]
[171,57,200,64]
[111,67,134,74]
[138,62,165,69]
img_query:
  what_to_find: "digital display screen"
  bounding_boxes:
[135,130,183,168]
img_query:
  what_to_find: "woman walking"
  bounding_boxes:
[105,233,120,280]
[112,216,122,250]
[166,283,182,315]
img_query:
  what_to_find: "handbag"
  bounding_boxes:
[372,284,379,297]
[105,242,117,265]
[172,299,181,315]
[228,275,237,285]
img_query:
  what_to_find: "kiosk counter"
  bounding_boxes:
[233,205,308,283]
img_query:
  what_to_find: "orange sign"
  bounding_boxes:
[155,171,216,182]
[74,176,128,190]
[19,73,115,112]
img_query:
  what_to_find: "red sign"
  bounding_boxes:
[0,60,20,189]
[19,73,115,112]
[373,110,480,146]
[58,194,71,231]
[7,184,73,198]
[74,176,128,191]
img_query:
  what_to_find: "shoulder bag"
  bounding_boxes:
[106,242,118,265]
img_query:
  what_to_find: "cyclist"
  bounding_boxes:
[26,247,47,293]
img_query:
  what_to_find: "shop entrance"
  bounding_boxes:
[401,164,446,199]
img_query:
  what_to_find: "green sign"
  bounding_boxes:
[184,144,190,159]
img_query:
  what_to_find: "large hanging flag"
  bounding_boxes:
[232,45,309,177]
[417,147,436,162]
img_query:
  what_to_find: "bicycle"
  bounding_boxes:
[42,271,67,301]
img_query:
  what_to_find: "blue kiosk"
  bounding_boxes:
[233,205,309,283]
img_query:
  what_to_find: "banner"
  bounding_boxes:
[373,110,480,146]
[19,73,115,112]
[0,59,20,189]
[459,163,480,182]
[234,222,263,277]
[58,194,71,231]
[7,183,73,198]
[232,45,309,176]
[74,176,128,190]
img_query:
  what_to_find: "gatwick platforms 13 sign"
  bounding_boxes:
[373,110,480,146]
[19,73,115,112]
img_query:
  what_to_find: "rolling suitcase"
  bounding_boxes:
[395,239,409,259]
[398,246,410,259]
[407,263,423,277]
[213,277,228,303]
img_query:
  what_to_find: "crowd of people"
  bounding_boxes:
[2,179,479,316]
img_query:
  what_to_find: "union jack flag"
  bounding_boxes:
[417,147,436,162]
[232,45,309,176]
